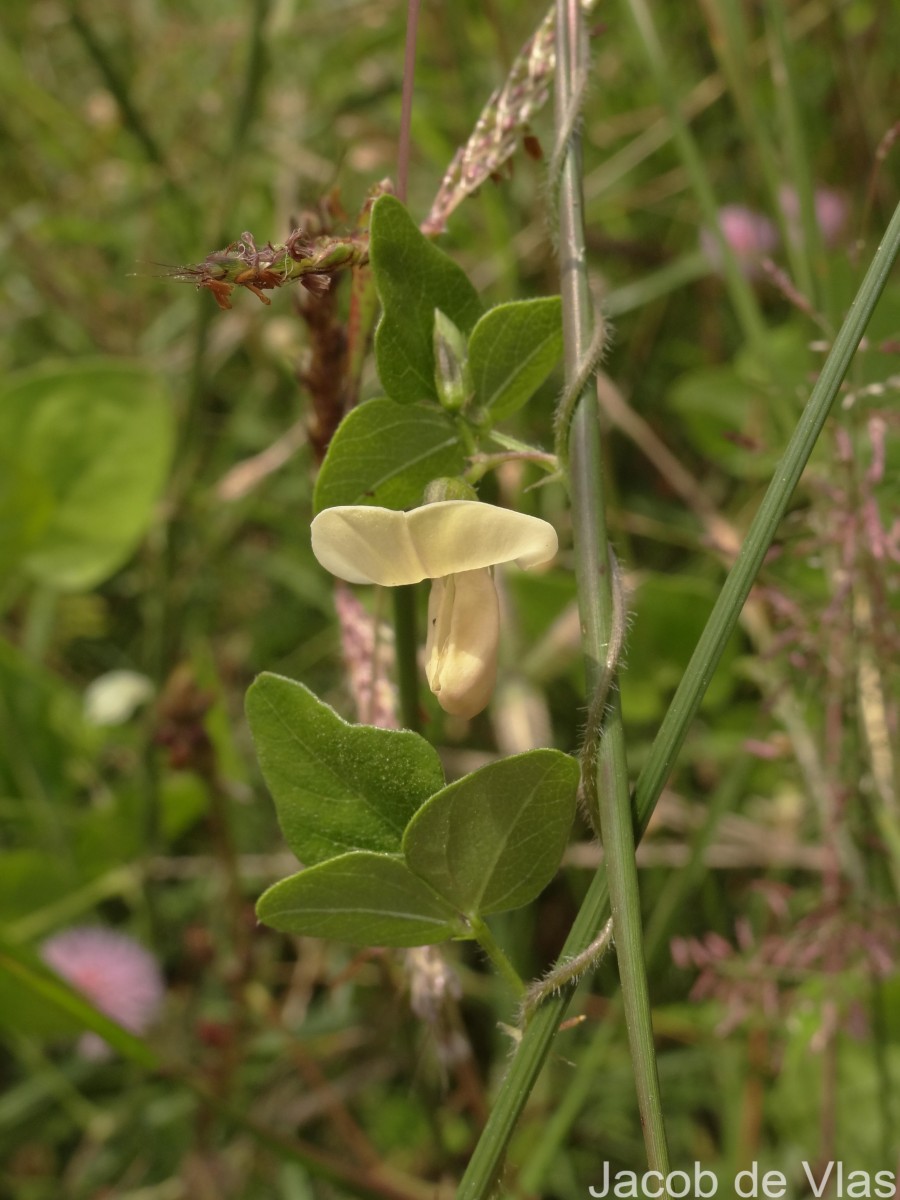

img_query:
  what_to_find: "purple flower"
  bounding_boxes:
[701,205,779,277]
[40,927,164,1058]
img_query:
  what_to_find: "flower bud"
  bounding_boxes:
[433,309,472,412]
[422,476,478,504]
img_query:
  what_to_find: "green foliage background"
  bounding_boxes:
[1,0,899,1197]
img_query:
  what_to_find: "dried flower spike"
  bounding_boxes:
[423,0,599,235]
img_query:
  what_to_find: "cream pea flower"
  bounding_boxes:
[310,501,558,719]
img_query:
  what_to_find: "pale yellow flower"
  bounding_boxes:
[310,501,558,718]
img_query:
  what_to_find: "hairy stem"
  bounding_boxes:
[557,0,670,1182]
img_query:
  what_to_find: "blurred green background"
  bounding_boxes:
[1,0,899,1196]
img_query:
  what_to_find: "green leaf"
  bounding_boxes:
[313,398,465,513]
[257,852,465,947]
[619,574,743,723]
[0,360,174,590]
[468,298,563,419]
[0,455,54,577]
[370,194,482,405]
[667,364,778,480]
[246,674,445,865]
[0,851,76,924]
[667,324,813,482]
[734,322,812,395]
[402,750,579,917]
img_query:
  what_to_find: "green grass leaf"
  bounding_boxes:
[468,298,563,419]
[370,194,482,405]
[256,852,465,947]
[312,398,465,513]
[246,674,445,865]
[402,750,579,917]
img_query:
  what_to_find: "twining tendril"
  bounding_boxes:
[552,316,609,479]
[519,918,614,1024]
[577,547,627,837]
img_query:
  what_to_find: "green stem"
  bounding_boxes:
[225,0,271,164]
[397,0,421,204]
[455,196,900,1200]
[68,3,172,179]
[392,584,421,733]
[555,0,669,1181]
[470,917,526,999]
[487,428,558,470]
[764,0,827,316]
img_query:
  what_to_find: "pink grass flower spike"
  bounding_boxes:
[40,926,165,1059]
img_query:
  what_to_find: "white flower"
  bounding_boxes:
[310,501,558,718]
[83,670,154,726]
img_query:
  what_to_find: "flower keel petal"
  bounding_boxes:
[425,569,499,719]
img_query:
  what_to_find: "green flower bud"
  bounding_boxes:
[433,309,472,412]
[422,477,478,504]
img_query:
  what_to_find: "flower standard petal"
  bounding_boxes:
[310,506,429,585]
[425,568,499,718]
[405,501,557,574]
[311,501,558,583]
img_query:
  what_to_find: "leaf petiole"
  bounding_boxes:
[468,916,527,999]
